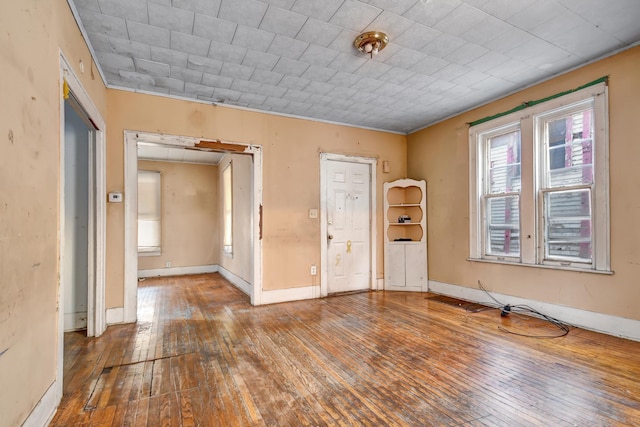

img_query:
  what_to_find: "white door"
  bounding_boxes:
[326,160,371,293]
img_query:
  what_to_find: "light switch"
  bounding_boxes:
[309,208,318,219]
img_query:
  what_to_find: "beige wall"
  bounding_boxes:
[0,0,107,425]
[218,154,253,283]
[138,160,219,270]
[407,46,640,321]
[106,90,407,305]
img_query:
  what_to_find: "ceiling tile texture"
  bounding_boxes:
[73,0,640,133]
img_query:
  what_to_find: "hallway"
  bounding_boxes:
[52,273,640,426]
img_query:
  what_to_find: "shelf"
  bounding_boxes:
[387,224,423,241]
[389,223,419,226]
[388,203,421,207]
[387,206,422,223]
[386,185,423,206]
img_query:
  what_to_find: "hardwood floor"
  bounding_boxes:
[52,273,640,426]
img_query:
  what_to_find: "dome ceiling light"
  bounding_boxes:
[354,31,389,58]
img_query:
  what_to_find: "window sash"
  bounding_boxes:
[541,187,593,265]
[478,124,522,261]
[536,100,597,268]
[482,193,521,260]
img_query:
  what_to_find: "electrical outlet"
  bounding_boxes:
[165,261,171,268]
[310,265,317,276]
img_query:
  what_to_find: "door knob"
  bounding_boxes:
[328,234,334,240]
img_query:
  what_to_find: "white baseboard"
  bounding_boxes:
[138,264,219,278]
[260,285,321,305]
[376,278,384,291]
[218,266,252,296]
[64,311,87,331]
[429,280,640,342]
[106,307,124,325]
[22,381,58,427]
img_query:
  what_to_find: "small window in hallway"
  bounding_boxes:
[138,170,161,255]
[223,162,233,255]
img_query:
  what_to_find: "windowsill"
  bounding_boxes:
[466,257,614,275]
[138,250,161,257]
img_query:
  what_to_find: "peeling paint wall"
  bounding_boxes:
[137,160,219,271]
[0,0,107,425]
[407,46,640,321]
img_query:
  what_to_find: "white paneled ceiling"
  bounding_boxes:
[71,0,640,133]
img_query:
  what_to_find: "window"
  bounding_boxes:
[538,103,594,264]
[138,170,161,255]
[222,162,233,254]
[483,125,521,260]
[469,82,609,272]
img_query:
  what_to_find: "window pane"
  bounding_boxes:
[545,109,593,187]
[488,130,521,193]
[545,189,592,262]
[485,195,520,256]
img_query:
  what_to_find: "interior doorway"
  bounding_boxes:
[123,131,264,322]
[320,153,377,296]
[63,99,92,332]
[58,53,107,401]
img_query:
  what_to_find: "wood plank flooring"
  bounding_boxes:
[52,273,640,426]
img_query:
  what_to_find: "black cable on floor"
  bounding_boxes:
[475,281,572,338]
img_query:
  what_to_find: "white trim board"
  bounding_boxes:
[64,312,87,331]
[138,265,219,278]
[22,381,57,427]
[218,266,252,296]
[429,280,640,342]
[106,307,124,325]
[261,285,322,305]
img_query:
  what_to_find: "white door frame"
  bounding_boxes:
[320,153,377,297]
[123,131,263,321]
[58,52,107,398]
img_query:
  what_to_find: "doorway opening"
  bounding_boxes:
[63,98,93,333]
[58,53,107,400]
[320,153,377,297]
[123,131,263,323]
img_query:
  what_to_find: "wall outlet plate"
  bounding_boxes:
[108,192,123,203]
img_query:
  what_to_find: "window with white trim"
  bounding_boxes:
[469,82,610,272]
[138,170,161,255]
[222,162,233,255]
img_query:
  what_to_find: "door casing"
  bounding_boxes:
[320,153,377,297]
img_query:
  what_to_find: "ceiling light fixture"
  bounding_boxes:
[354,31,389,58]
